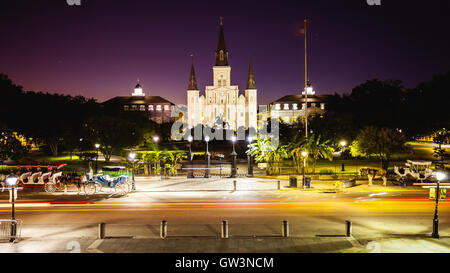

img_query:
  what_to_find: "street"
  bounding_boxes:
[0,177,449,253]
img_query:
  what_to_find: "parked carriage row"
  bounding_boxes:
[0,165,132,195]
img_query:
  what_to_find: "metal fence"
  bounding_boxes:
[0,219,22,242]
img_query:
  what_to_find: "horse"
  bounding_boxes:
[59,173,86,195]
[359,168,387,186]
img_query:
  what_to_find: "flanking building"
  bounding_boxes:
[260,83,331,125]
[103,82,176,124]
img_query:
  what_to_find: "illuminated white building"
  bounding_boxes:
[187,20,257,131]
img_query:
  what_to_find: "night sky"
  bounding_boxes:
[1,0,449,105]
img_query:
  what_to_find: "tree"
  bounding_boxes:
[351,126,407,170]
[302,134,334,174]
[87,115,144,162]
[0,126,29,163]
[248,136,289,175]
[433,129,449,169]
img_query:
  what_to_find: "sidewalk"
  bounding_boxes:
[2,235,450,253]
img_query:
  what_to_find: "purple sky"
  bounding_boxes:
[1,0,449,105]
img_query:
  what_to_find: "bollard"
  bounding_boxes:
[233,180,237,191]
[98,222,106,239]
[282,220,289,237]
[221,220,229,238]
[277,180,281,190]
[345,220,352,237]
[160,220,167,239]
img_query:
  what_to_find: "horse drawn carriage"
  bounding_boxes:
[83,166,132,195]
[393,160,434,184]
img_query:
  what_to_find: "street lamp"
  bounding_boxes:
[6,175,18,242]
[153,135,159,143]
[94,143,100,173]
[432,171,447,238]
[301,151,308,188]
[187,135,194,178]
[204,135,210,178]
[128,151,136,190]
[340,140,347,172]
[247,136,254,177]
[230,135,237,178]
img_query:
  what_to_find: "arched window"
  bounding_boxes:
[220,50,224,61]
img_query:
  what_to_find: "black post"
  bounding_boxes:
[302,157,306,188]
[204,141,210,178]
[432,181,440,238]
[231,152,237,178]
[131,161,136,190]
[187,143,194,178]
[10,185,16,242]
[247,153,253,177]
[341,162,345,172]
[95,148,99,173]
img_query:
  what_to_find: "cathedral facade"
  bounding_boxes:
[187,21,257,132]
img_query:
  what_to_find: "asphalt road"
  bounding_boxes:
[0,183,448,239]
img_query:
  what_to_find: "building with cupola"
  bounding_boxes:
[103,81,176,124]
[187,19,258,131]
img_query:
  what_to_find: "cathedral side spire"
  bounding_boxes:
[215,16,229,66]
[246,59,256,89]
[188,57,198,90]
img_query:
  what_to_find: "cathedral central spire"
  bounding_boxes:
[215,17,229,66]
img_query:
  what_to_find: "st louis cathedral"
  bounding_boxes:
[187,20,258,131]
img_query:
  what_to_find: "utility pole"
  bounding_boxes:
[304,18,308,141]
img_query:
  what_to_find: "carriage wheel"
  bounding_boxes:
[44,183,57,193]
[115,182,129,195]
[84,183,97,195]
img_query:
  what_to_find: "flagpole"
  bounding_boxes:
[304,18,308,140]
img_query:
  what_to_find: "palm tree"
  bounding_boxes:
[304,134,334,173]
[248,136,289,175]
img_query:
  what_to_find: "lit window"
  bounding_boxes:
[284,104,289,110]
[302,103,305,109]
[320,103,325,110]
[293,104,298,110]
[164,105,169,111]
[131,105,137,110]
[140,105,145,111]
[156,105,162,111]
[124,105,129,111]
[275,104,281,110]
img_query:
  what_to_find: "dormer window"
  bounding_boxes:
[284,104,289,110]
[124,105,129,111]
[164,105,169,111]
[293,103,298,110]
[149,105,154,111]
[140,105,145,111]
[156,105,162,111]
[275,104,281,110]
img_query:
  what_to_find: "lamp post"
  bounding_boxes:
[340,140,347,172]
[204,135,210,178]
[247,136,254,177]
[432,172,447,238]
[230,135,237,178]
[153,136,160,176]
[6,176,18,242]
[301,151,308,188]
[128,151,136,191]
[187,135,194,178]
[94,143,100,173]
